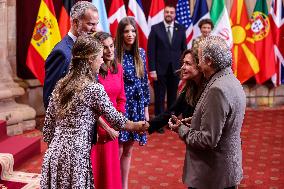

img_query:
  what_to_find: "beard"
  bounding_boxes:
[77,23,93,36]
[164,16,173,23]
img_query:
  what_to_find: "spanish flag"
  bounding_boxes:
[26,0,61,84]
[230,0,259,83]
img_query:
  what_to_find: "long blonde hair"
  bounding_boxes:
[53,35,103,116]
[115,17,144,78]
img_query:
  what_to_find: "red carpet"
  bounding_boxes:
[239,108,284,188]
[0,120,41,169]
[14,108,284,189]
[0,180,27,188]
[0,153,40,189]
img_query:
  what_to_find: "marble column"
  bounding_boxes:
[0,0,36,136]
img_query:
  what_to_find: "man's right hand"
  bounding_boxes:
[181,117,192,127]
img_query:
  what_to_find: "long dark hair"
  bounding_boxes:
[180,49,206,107]
[94,31,117,78]
[115,16,144,78]
[54,35,103,116]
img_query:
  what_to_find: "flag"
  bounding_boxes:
[58,0,75,37]
[127,0,149,52]
[251,0,276,84]
[210,0,233,47]
[188,0,210,48]
[26,0,61,84]
[92,0,109,33]
[148,0,165,30]
[176,0,192,48]
[270,0,284,85]
[273,47,284,85]
[108,0,126,38]
[230,0,259,83]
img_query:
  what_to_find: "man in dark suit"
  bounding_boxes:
[148,5,187,133]
[43,1,99,109]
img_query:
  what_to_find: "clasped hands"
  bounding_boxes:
[126,120,149,134]
[168,115,192,132]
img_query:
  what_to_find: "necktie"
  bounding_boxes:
[167,26,172,44]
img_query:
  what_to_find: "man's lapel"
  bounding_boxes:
[172,23,179,46]
[65,35,74,50]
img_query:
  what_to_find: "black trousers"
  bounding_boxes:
[153,66,179,116]
[189,186,236,189]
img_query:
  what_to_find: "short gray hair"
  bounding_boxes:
[70,1,97,21]
[199,36,232,71]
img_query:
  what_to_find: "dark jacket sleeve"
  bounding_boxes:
[148,92,189,134]
[43,49,69,109]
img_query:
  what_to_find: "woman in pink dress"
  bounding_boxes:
[90,32,126,189]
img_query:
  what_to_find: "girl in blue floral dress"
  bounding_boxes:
[115,17,150,189]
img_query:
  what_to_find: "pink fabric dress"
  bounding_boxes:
[91,64,126,189]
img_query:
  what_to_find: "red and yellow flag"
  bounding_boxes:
[230,0,259,83]
[58,0,75,37]
[26,0,61,84]
[251,0,276,84]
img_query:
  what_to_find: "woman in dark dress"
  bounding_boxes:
[148,49,206,133]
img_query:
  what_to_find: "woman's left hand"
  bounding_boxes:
[106,127,119,140]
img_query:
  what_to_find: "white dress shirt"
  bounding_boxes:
[163,21,174,39]
[68,31,77,42]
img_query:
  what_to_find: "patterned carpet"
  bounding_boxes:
[0,153,40,189]
[239,108,284,188]
[13,108,284,189]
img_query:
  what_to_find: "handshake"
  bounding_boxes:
[125,120,150,134]
[168,115,191,132]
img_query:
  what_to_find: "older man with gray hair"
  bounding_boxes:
[169,36,246,189]
[43,1,99,109]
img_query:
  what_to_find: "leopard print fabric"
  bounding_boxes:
[40,82,127,189]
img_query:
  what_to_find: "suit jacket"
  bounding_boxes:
[147,22,187,76]
[178,68,246,189]
[43,35,74,109]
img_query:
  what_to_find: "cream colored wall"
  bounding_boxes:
[190,0,274,17]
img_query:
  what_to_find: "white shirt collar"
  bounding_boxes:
[164,21,174,28]
[68,31,77,42]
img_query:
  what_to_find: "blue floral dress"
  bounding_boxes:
[119,48,150,146]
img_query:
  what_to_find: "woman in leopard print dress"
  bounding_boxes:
[40,35,148,189]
